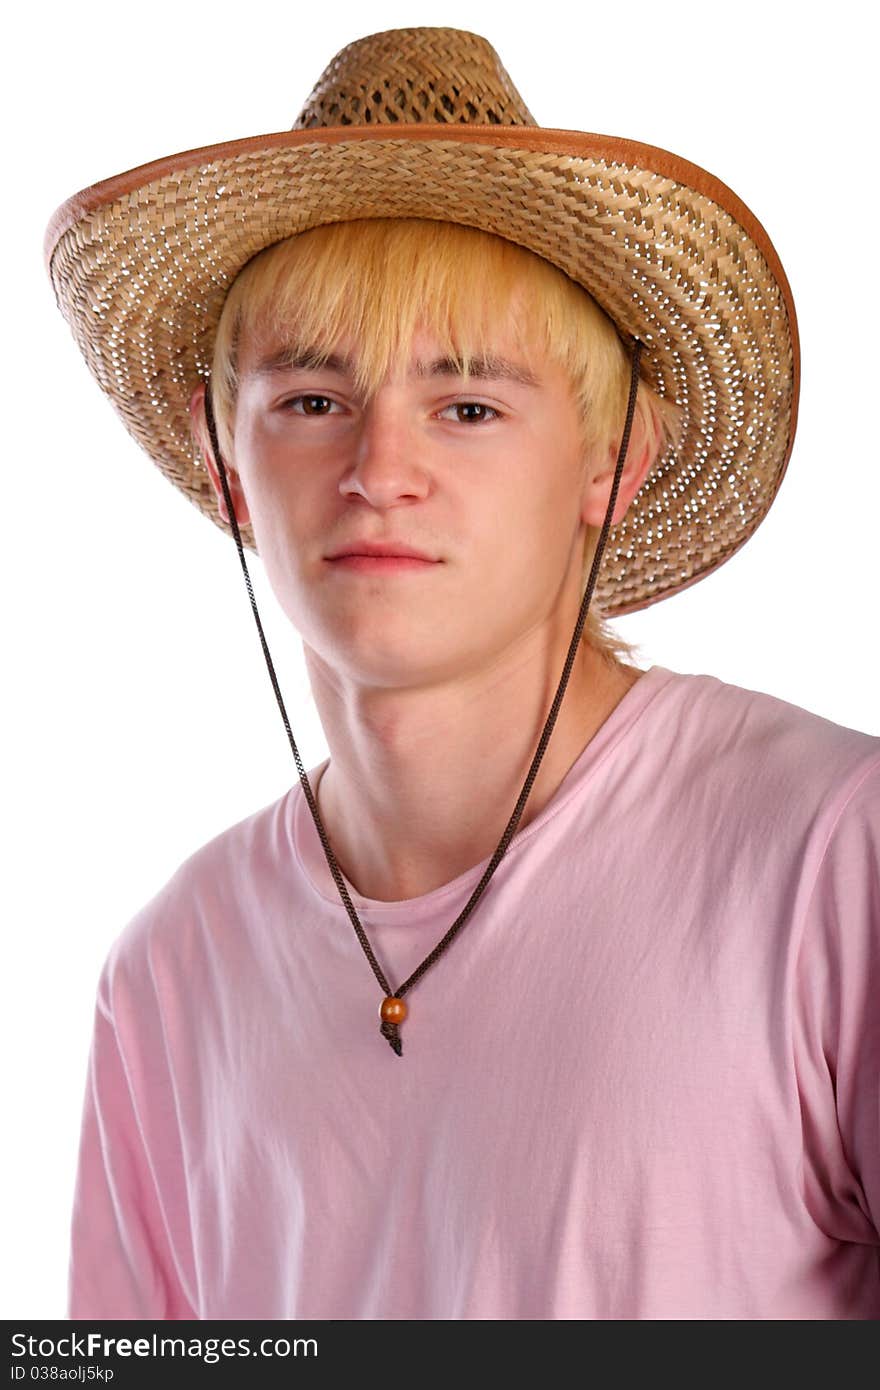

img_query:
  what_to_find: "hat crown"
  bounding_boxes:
[291,26,537,130]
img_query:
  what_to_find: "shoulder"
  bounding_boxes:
[99,782,297,1008]
[653,665,880,804]
[632,667,880,897]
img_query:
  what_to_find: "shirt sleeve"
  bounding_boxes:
[793,754,880,1248]
[67,955,197,1320]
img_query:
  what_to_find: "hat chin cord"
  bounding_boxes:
[202,338,643,1056]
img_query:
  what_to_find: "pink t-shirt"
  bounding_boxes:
[67,664,880,1320]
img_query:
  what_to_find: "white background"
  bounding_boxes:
[3,0,876,1318]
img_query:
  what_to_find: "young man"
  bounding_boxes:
[46,28,879,1320]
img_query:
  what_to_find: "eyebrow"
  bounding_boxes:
[248,344,541,388]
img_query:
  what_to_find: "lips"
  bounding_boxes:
[327,540,437,561]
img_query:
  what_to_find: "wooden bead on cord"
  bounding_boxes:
[380,996,408,1025]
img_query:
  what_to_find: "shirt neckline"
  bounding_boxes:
[288,663,676,917]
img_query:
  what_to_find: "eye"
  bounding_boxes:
[280,394,342,416]
[278,395,502,424]
[439,402,502,425]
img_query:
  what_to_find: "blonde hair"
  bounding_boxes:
[208,218,684,669]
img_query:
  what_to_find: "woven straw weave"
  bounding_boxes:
[45,27,799,616]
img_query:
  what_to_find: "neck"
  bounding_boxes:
[304,635,643,903]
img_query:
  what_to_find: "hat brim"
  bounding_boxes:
[45,122,800,616]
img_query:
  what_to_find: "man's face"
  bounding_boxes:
[198,315,627,691]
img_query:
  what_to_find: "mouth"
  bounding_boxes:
[325,554,440,572]
[326,541,437,561]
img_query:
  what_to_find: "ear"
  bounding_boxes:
[580,401,663,529]
[188,383,251,528]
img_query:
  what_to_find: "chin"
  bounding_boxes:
[333,634,457,686]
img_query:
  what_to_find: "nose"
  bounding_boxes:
[338,392,432,508]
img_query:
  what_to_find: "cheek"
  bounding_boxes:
[235,429,318,522]
[234,417,287,487]
[514,465,579,537]
[517,477,586,589]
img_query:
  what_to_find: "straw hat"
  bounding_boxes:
[44,25,799,617]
